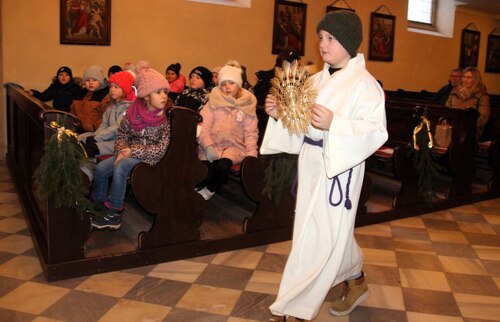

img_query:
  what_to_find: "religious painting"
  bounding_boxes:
[459,29,480,68]
[326,6,355,13]
[60,0,111,46]
[485,34,500,73]
[188,0,251,7]
[368,12,395,61]
[272,0,307,56]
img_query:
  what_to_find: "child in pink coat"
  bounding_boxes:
[196,65,259,200]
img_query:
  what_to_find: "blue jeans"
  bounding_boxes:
[92,156,142,209]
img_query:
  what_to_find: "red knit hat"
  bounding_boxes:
[109,71,136,101]
[134,61,170,98]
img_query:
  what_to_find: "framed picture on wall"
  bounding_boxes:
[272,0,307,56]
[485,34,500,73]
[459,29,480,68]
[326,6,354,13]
[60,0,111,46]
[326,0,354,13]
[368,12,395,61]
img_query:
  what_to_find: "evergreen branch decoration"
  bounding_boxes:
[262,155,297,205]
[34,121,94,215]
[270,60,317,135]
[409,116,444,202]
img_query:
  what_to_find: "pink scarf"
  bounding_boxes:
[126,99,166,131]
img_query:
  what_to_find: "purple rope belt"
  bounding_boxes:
[303,136,353,210]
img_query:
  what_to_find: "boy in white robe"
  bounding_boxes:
[261,10,388,321]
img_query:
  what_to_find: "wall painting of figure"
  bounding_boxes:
[61,0,111,46]
[368,12,395,62]
[272,0,307,56]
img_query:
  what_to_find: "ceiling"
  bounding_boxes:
[454,0,500,16]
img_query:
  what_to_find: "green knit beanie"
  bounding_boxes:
[316,10,362,58]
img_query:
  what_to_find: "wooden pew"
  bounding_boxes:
[369,101,478,204]
[5,81,496,281]
[5,85,295,281]
[385,90,500,192]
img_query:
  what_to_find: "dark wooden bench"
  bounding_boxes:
[384,90,500,192]
[4,85,296,281]
[369,100,479,204]
[6,82,497,280]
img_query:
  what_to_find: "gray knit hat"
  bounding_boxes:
[316,10,362,58]
[83,65,105,83]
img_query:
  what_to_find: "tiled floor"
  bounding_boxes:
[0,161,499,322]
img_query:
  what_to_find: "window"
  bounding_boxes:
[408,0,436,27]
[408,0,455,38]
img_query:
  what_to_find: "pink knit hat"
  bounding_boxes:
[134,61,170,98]
[109,71,136,101]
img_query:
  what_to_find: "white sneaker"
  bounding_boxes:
[197,187,215,200]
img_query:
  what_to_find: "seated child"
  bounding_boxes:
[225,59,252,90]
[107,65,123,78]
[212,66,221,86]
[196,65,259,200]
[165,63,186,101]
[174,66,213,111]
[28,66,83,112]
[71,65,110,132]
[90,61,171,230]
[79,71,136,158]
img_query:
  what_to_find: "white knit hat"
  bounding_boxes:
[134,61,170,98]
[218,65,243,88]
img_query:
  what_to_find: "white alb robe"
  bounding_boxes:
[261,54,388,320]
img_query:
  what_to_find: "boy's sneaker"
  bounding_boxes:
[91,208,123,230]
[197,187,215,200]
[329,272,369,316]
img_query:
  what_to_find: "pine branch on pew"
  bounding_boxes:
[34,121,94,215]
[409,115,445,203]
[262,154,297,205]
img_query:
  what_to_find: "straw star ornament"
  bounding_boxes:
[270,60,317,135]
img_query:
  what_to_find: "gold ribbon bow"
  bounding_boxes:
[50,121,88,158]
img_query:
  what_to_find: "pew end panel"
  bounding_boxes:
[477,102,500,191]
[419,106,478,197]
[370,103,423,208]
[132,107,207,249]
[487,140,500,190]
[241,154,296,234]
[392,144,425,207]
[5,86,91,268]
